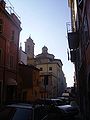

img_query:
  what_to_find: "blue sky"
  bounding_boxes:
[7,0,74,87]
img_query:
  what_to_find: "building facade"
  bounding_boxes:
[26,42,66,99]
[0,0,21,104]
[68,0,90,119]
[17,64,40,102]
[36,47,66,98]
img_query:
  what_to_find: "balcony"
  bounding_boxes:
[70,48,80,63]
[68,32,79,50]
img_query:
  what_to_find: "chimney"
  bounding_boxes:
[0,0,6,9]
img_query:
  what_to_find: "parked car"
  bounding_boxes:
[0,103,48,120]
[36,98,65,106]
[43,104,80,120]
[50,98,66,106]
[58,95,73,104]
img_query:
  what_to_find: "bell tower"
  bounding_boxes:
[25,36,35,59]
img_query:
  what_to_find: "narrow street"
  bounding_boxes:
[0,0,90,120]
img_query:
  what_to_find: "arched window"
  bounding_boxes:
[0,19,3,33]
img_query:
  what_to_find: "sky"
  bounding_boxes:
[6,0,75,87]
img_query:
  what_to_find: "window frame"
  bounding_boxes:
[0,19,3,33]
[49,67,52,71]
[40,67,43,71]
[11,30,15,41]
[0,49,2,63]
[10,55,14,68]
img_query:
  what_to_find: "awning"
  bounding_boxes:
[7,78,17,85]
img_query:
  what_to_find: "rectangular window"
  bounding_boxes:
[44,75,48,85]
[40,67,43,71]
[0,82,1,103]
[49,67,52,71]
[0,49,2,63]
[10,55,14,68]
[0,19,3,33]
[22,91,27,100]
[11,30,15,41]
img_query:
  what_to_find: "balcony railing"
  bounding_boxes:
[78,0,83,9]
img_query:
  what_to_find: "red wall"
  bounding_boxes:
[0,3,21,69]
